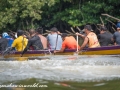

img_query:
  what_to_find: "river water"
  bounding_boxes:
[0,55,120,85]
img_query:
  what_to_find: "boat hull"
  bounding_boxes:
[0,45,120,61]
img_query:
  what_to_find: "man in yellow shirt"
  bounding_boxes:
[12,30,28,51]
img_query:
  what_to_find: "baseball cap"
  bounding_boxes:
[82,25,93,32]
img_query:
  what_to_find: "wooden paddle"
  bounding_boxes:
[70,27,79,52]
[76,34,79,52]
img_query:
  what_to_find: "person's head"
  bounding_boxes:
[50,27,58,34]
[117,22,120,31]
[2,32,9,38]
[61,33,67,40]
[29,29,36,36]
[36,27,43,34]
[100,26,107,34]
[17,30,24,37]
[83,25,92,34]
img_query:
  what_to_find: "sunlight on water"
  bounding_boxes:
[0,55,120,84]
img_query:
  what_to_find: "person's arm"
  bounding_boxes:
[2,47,15,56]
[80,37,89,50]
[76,33,85,39]
[54,47,65,53]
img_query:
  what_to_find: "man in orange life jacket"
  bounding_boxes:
[54,33,80,53]
[77,25,100,50]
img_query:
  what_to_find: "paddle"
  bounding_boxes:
[76,34,79,52]
[2,47,14,57]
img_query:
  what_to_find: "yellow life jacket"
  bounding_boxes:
[87,32,100,48]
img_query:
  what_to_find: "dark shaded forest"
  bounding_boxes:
[0,0,120,34]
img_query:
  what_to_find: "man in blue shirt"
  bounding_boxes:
[112,22,120,45]
[47,27,62,50]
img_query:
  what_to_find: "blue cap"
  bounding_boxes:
[117,22,120,28]
[2,32,9,38]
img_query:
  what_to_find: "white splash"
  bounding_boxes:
[0,55,120,84]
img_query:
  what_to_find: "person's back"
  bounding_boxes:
[62,36,80,49]
[2,32,14,47]
[0,34,8,51]
[36,27,47,49]
[12,30,28,51]
[28,35,43,50]
[98,27,113,46]
[113,31,120,45]
[21,30,43,56]
[38,35,47,49]
[87,32,100,48]
[47,27,62,50]
[27,29,43,50]
[113,22,120,45]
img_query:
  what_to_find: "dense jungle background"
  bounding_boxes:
[0,0,120,34]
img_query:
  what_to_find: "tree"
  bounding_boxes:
[0,0,120,32]
[0,0,56,31]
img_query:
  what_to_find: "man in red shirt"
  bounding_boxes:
[54,33,80,53]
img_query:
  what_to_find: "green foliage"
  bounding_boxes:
[0,0,56,31]
[0,0,120,31]
[40,0,120,29]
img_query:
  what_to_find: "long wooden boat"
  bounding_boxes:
[0,45,120,61]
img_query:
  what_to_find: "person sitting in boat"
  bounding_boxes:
[54,33,80,53]
[112,22,120,45]
[98,26,113,46]
[21,29,43,56]
[36,27,47,49]
[11,30,28,51]
[47,27,62,50]
[0,34,8,51]
[2,32,14,47]
[78,25,100,50]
